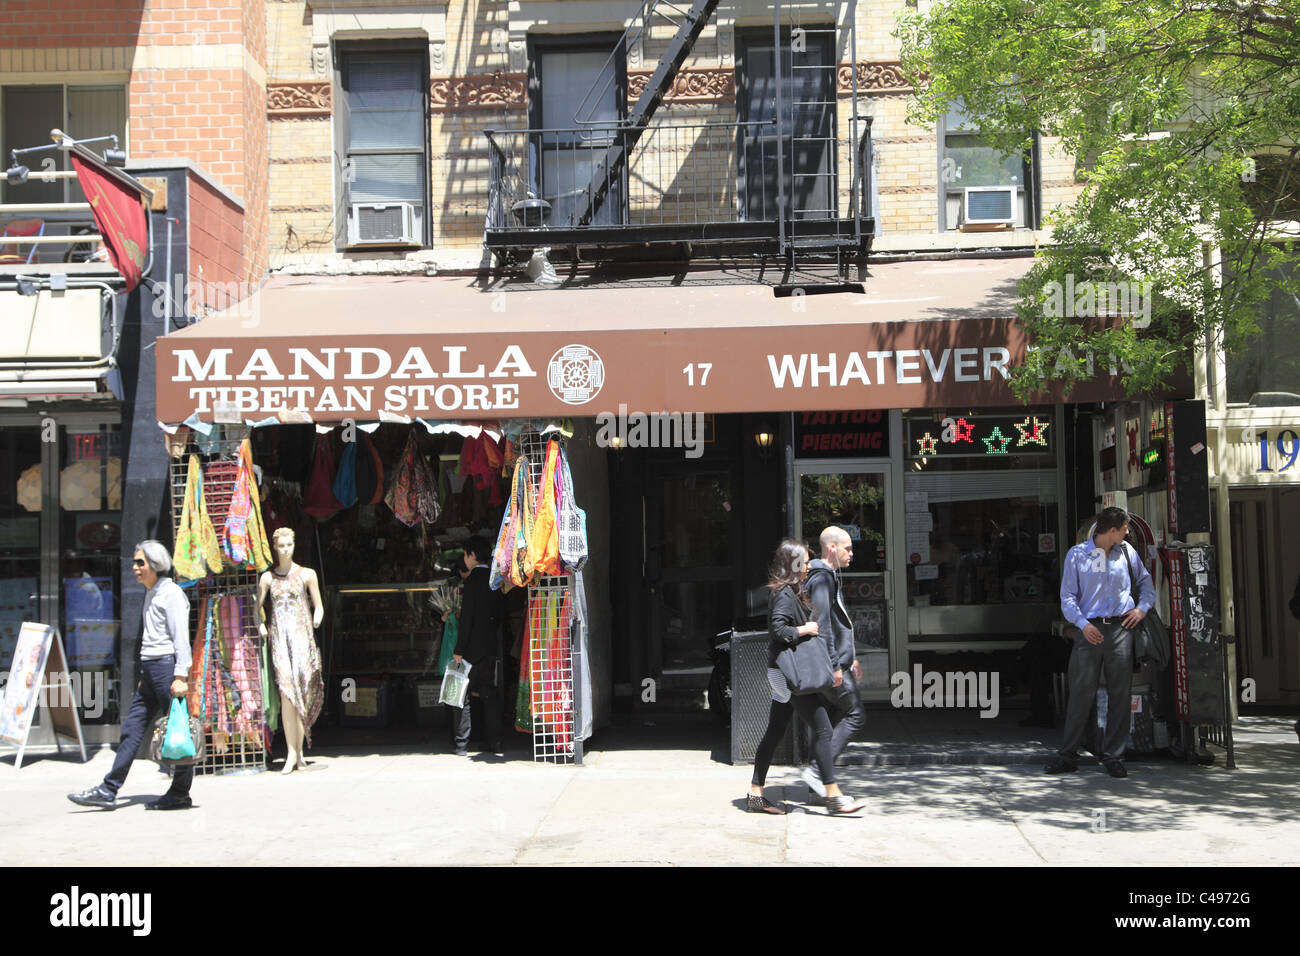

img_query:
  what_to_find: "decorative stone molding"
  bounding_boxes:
[311,44,330,76]
[430,39,446,72]
[268,81,332,117]
[837,61,914,94]
[878,185,934,194]
[717,23,734,67]
[430,72,527,111]
[508,38,527,73]
[627,67,735,103]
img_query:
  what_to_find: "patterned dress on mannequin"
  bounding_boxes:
[268,565,324,744]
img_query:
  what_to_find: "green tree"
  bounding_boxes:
[898,0,1300,399]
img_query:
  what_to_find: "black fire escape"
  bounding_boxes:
[485,0,873,284]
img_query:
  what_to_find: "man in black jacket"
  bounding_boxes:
[803,526,863,798]
[452,536,504,756]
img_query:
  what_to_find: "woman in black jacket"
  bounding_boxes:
[746,539,866,815]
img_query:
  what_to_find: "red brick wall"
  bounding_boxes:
[4,0,270,287]
[0,0,147,48]
[188,174,244,310]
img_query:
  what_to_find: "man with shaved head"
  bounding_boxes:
[802,526,864,799]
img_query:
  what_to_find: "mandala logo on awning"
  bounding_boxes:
[547,344,604,405]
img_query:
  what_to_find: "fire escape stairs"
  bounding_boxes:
[572,0,721,227]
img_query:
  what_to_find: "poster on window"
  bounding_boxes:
[0,577,38,671]
[64,576,117,668]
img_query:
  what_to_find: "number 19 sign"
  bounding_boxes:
[1253,428,1299,472]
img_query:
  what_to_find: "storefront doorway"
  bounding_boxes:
[644,463,744,685]
[0,413,122,740]
[1230,488,1300,705]
[794,463,897,699]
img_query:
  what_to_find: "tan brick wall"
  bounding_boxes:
[264,0,1081,264]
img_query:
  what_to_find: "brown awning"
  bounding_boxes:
[155,257,1150,423]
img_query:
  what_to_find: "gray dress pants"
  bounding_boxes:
[1058,622,1134,761]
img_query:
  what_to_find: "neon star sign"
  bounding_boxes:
[1014,416,1050,447]
[983,427,1012,455]
[908,414,1054,459]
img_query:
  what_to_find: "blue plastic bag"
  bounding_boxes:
[161,697,197,761]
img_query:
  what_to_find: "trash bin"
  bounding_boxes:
[730,629,795,766]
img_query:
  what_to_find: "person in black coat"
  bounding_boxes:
[452,536,504,755]
[745,539,866,815]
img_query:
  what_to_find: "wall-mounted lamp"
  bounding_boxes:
[753,425,775,460]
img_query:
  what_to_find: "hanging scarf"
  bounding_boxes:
[174,455,223,580]
[514,613,534,733]
[528,440,562,578]
[509,458,537,588]
[187,596,212,719]
[261,620,280,739]
[332,439,359,508]
[303,431,344,519]
[242,441,273,571]
[385,429,442,527]
[224,439,272,571]
[491,456,530,591]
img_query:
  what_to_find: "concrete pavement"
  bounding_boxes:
[3,716,1298,866]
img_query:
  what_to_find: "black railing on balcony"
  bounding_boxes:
[484,117,873,262]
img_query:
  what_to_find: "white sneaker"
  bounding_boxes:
[801,765,827,800]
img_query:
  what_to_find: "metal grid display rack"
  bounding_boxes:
[520,430,583,765]
[168,426,267,775]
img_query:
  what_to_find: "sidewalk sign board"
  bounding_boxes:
[0,622,87,769]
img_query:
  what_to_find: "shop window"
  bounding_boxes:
[0,422,121,726]
[938,101,1037,231]
[1,84,127,264]
[1226,257,1300,404]
[736,27,836,222]
[904,409,1061,642]
[335,47,429,248]
[0,427,42,673]
[527,35,627,227]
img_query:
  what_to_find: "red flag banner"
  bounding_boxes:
[69,151,148,291]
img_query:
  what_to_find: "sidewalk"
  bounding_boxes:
[3,716,1297,866]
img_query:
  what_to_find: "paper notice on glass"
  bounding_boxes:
[905,533,931,564]
[905,512,933,534]
[914,564,939,581]
[904,492,929,513]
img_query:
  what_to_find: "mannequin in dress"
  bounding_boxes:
[257,527,325,774]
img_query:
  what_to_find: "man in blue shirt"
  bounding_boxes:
[1046,507,1155,778]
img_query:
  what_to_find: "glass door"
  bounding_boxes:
[644,465,743,679]
[795,464,895,696]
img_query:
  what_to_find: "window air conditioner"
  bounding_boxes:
[347,202,422,245]
[962,186,1016,225]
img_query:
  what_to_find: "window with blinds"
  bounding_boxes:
[339,50,428,246]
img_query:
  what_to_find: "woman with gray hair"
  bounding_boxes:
[68,540,195,811]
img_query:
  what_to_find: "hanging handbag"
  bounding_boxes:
[1124,542,1170,669]
[772,590,836,696]
[556,446,588,573]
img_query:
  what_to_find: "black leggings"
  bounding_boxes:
[752,693,836,788]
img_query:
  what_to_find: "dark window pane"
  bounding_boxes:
[1227,258,1300,402]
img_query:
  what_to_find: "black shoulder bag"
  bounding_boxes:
[1124,542,1170,669]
